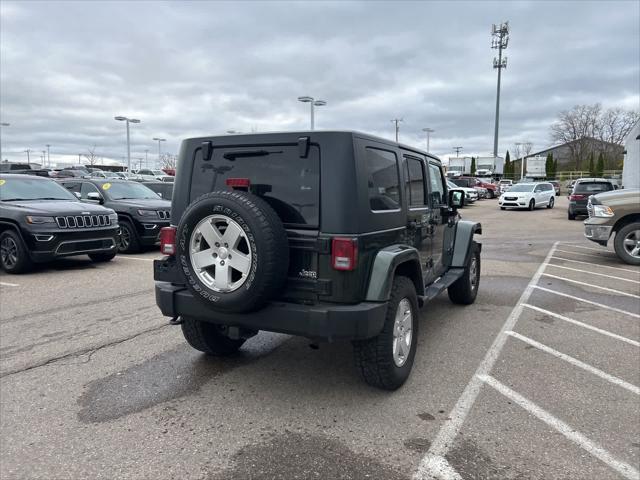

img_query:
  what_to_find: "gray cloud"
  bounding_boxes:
[0,0,638,167]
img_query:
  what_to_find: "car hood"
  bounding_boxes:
[593,189,640,204]
[1,199,115,215]
[109,198,171,210]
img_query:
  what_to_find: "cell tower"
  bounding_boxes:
[491,21,509,158]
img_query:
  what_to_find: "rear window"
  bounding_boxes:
[190,143,320,227]
[574,182,612,194]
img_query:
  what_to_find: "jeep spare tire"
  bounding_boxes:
[177,190,289,313]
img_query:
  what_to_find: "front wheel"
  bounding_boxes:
[528,199,535,211]
[181,317,246,355]
[352,276,418,390]
[613,222,640,266]
[0,230,32,274]
[448,242,480,305]
[117,220,141,253]
[547,197,554,209]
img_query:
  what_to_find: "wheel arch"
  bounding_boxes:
[365,245,424,302]
[612,214,640,233]
[450,220,482,268]
[0,220,27,243]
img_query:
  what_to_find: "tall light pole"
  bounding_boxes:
[491,21,509,158]
[144,149,149,168]
[391,118,403,142]
[46,144,51,168]
[297,96,326,130]
[0,122,9,162]
[24,149,32,165]
[114,116,141,172]
[153,137,166,169]
[422,128,435,153]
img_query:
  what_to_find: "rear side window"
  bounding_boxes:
[190,144,320,227]
[404,156,426,207]
[365,147,400,211]
[574,182,612,194]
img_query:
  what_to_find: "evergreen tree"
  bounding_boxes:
[596,152,605,177]
[470,156,476,175]
[588,152,596,176]
[504,150,511,178]
[545,153,553,179]
[553,159,558,179]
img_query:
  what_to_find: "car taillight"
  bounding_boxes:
[160,226,177,255]
[226,178,251,189]
[570,194,586,200]
[332,237,358,271]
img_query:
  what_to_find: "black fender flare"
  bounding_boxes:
[365,245,424,302]
[451,220,482,268]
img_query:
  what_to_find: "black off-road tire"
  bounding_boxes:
[0,229,32,274]
[448,242,481,305]
[89,251,117,262]
[181,317,245,355]
[547,197,554,209]
[117,220,141,253]
[528,199,535,211]
[352,276,419,390]
[177,190,288,313]
[614,222,640,266]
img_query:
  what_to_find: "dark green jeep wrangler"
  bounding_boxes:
[154,131,481,389]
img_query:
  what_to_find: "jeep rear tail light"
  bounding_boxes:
[226,178,251,189]
[332,238,358,271]
[160,226,177,255]
[570,194,586,201]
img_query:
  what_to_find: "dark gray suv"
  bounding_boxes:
[153,131,481,389]
[568,178,615,220]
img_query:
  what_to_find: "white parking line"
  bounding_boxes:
[522,304,640,347]
[555,248,614,259]
[117,256,157,262]
[0,281,19,287]
[552,256,640,274]
[480,375,640,480]
[542,273,640,299]
[533,286,640,319]
[412,242,559,480]
[506,331,640,395]
[547,264,640,284]
[562,243,612,253]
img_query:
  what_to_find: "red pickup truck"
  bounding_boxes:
[454,177,498,199]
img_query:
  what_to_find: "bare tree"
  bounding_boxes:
[83,144,99,166]
[550,104,638,169]
[160,153,177,169]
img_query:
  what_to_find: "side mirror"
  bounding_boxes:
[86,192,103,204]
[449,189,464,209]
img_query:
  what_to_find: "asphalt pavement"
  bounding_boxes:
[1,196,638,480]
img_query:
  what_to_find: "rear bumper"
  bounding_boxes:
[154,259,387,341]
[568,201,588,215]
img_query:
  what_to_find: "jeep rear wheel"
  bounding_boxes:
[448,242,480,305]
[181,317,245,355]
[177,190,289,313]
[352,276,418,390]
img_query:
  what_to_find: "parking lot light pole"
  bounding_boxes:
[153,137,166,169]
[422,128,435,153]
[0,122,9,162]
[297,96,326,130]
[115,116,141,172]
[46,144,51,168]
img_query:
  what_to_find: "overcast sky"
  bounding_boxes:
[1,0,638,167]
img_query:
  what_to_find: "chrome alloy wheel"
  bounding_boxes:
[0,236,18,268]
[469,255,479,292]
[392,298,413,367]
[189,214,252,293]
[623,229,640,258]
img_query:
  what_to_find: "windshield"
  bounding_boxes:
[102,181,160,200]
[447,181,460,189]
[508,184,535,192]
[152,170,164,175]
[0,176,78,201]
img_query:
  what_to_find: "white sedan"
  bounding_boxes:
[447,180,478,204]
[498,182,555,210]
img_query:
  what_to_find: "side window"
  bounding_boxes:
[404,156,427,207]
[427,163,445,206]
[80,182,100,199]
[365,147,400,211]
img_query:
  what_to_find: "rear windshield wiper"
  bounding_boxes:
[223,150,279,161]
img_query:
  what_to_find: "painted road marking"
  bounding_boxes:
[0,281,19,287]
[555,248,615,259]
[506,331,640,395]
[480,375,640,480]
[563,243,613,253]
[546,263,640,284]
[117,256,157,262]
[522,304,640,347]
[552,256,640,274]
[533,286,640,319]
[412,242,559,480]
[542,273,640,299]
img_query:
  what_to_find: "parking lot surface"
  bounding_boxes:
[1,196,638,480]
